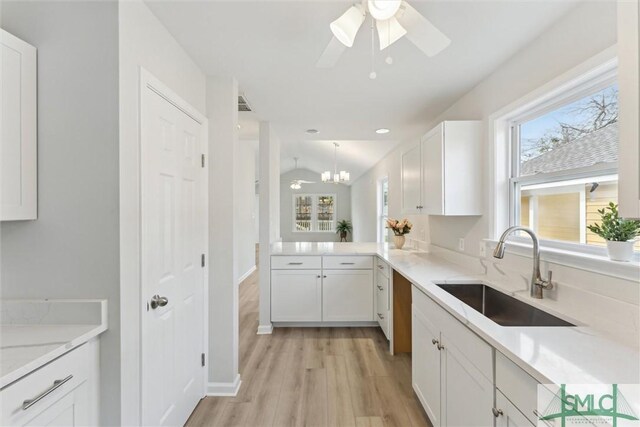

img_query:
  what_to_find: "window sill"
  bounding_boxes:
[483,238,640,282]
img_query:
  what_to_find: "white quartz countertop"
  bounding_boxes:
[271,242,640,387]
[0,300,107,389]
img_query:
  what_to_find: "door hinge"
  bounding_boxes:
[201,154,205,168]
[201,253,206,267]
[201,353,205,367]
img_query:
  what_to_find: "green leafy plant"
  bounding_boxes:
[587,202,640,242]
[336,219,353,235]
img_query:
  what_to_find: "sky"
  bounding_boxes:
[519,84,618,163]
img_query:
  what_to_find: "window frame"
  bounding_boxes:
[291,193,337,233]
[504,64,629,256]
[377,176,389,243]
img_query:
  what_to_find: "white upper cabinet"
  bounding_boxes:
[617,0,640,218]
[1,29,37,221]
[421,121,482,216]
[401,142,423,214]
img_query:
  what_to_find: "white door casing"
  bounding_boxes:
[140,69,208,427]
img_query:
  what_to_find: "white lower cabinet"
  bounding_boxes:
[412,306,442,426]
[495,391,535,427]
[412,287,494,426]
[0,339,99,427]
[271,269,322,321]
[375,268,390,338]
[323,270,373,321]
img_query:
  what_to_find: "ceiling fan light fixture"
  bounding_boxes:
[376,17,407,50]
[368,0,402,20]
[330,4,365,47]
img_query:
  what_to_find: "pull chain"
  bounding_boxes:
[369,17,377,79]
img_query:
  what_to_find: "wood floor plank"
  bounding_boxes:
[300,368,328,427]
[326,355,356,427]
[214,402,251,427]
[272,336,306,427]
[371,375,414,427]
[355,417,385,427]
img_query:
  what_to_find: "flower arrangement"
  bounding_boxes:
[386,218,413,236]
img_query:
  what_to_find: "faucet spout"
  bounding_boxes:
[493,226,553,299]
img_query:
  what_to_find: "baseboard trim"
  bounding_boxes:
[206,374,242,396]
[272,321,379,328]
[237,265,257,285]
[256,323,273,335]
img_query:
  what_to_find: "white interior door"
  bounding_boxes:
[140,72,207,427]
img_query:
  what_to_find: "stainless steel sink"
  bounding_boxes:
[436,284,575,327]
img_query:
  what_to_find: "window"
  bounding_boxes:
[293,194,335,232]
[378,177,389,243]
[510,78,638,252]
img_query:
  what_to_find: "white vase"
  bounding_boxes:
[606,240,635,262]
[393,235,406,250]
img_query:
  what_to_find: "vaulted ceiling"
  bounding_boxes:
[147,0,579,182]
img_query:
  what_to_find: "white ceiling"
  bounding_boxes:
[147,0,578,183]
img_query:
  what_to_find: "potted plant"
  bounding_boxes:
[336,219,353,242]
[587,202,640,262]
[386,218,413,249]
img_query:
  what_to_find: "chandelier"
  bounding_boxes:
[321,142,350,184]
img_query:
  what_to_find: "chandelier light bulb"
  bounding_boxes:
[369,71,377,79]
[385,56,393,65]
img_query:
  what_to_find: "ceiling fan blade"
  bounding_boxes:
[299,180,316,184]
[316,36,347,68]
[396,1,451,57]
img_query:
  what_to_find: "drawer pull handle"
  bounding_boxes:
[377,265,384,269]
[288,262,303,265]
[377,285,384,291]
[22,375,73,410]
[340,262,355,265]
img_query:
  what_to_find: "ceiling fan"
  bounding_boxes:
[316,0,451,69]
[290,158,315,189]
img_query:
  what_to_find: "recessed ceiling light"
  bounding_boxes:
[376,128,390,134]
[305,129,319,135]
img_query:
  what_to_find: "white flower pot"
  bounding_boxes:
[393,235,406,250]
[606,240,635,262]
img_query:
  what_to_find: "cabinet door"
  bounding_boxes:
[375,271,389,338]
[495,391,535,427]
[441,333,494,427]
[323,270,373,321]
[401,143,422,214]
[421,126,444,215]
[271,270,322,321]
[1,30,37,221]
[412,305,441,427]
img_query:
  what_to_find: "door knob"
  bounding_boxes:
[150,294,168,309]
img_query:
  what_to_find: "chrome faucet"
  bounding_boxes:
[493,226,553,299]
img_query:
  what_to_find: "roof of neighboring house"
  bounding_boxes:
[521,123,618,176]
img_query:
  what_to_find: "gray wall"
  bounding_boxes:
[281,168,351,242]
[0,2,120,425]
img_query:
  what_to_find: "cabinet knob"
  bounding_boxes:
[432,338,439,346]
[377,313,384,319]
[317,275,321,278]
[377,285,384,291]
[492,408,503,417]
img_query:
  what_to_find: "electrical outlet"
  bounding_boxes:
[479,241,486,257]
[458,238,465,251]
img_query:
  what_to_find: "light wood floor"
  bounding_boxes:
[186,264,431,427]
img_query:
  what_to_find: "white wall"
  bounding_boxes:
[118,0,207,423]
[352,1,617,256]
[281,169,352,242]
[352,137,429,246]
[236,141,257,280]
[0,2,120,425]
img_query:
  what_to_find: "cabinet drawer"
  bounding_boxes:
[271,255,322,270]
[0,343,93,425]
[323,255,373,270]
[496,352,545,426]
[375,258,390,277]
